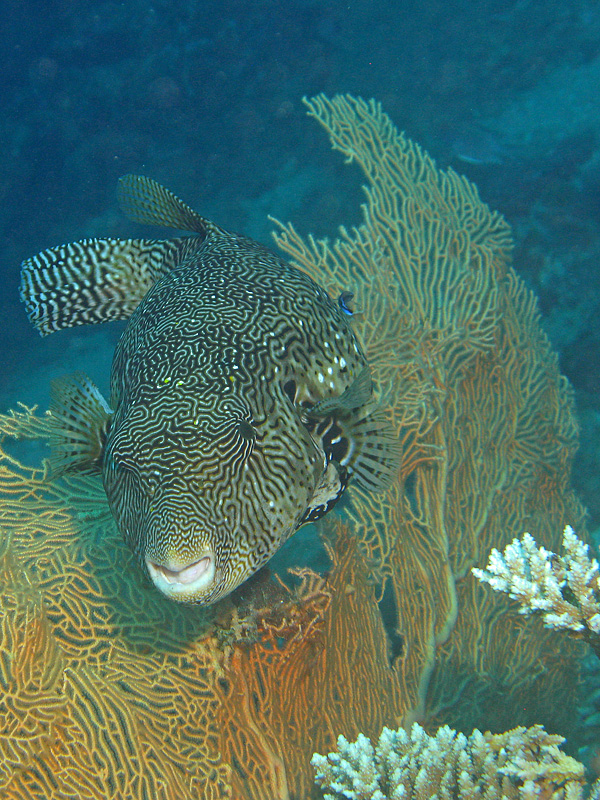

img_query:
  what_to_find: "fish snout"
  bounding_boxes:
[145,552,216,599]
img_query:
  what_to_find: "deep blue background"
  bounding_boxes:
[2,0,600,522]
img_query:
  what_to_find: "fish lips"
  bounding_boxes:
[145,552,216,601]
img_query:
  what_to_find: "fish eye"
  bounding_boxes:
[145,469,161,491]
[283,379,297,404]
[236,419,256,441]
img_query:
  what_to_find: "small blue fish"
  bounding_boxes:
[338,291,354,315]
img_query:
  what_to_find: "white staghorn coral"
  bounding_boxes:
[472,525,600,640]
[311,722,596,800]
[311,732,383,800]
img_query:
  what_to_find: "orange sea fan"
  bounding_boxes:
[273,94,585,730]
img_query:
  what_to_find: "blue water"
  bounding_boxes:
[4,2,600,514]
[1,8,599,492]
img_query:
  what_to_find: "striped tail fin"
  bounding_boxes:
[20,236,203,336]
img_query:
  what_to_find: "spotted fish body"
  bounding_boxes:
[20,176,398,604]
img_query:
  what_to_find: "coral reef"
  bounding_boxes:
[0,410,230,799]
[473,526,600,657]
[312,722,598,800]
[0,95,588,796]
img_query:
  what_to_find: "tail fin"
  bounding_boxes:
[118,174,222,237]
[20,236,203,335]
[47,372,112,476]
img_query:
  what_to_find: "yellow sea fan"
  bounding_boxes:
[273,94,585,727]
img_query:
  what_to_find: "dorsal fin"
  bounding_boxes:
[20,236,204,335]
[118,174,221,236]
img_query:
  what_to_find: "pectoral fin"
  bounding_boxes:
[308,366,373,417]
[305,367,401,493]
[47,372,112,476]
[341,411,401,492]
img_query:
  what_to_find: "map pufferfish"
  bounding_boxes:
[19,175,400,604]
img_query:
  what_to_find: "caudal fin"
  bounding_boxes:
[20,236,204,335]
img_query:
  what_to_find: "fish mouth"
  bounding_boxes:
[145,553,215,596]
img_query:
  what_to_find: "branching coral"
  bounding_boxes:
[473,526,600,657]
[312,722,597,800]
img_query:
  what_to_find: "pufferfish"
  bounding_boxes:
[20,175,399,604]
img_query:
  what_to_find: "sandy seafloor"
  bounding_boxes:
[2,2,600,615]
